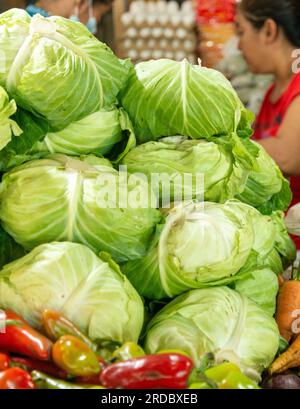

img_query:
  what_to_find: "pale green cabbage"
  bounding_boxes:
[144,287,279,378]
[122,200,287,300]
[121,59,254,143]
[0,242,144,344]
[0,9,131,130]
[122,201,256,299]
[0,154,161,262]
[122,135,250,205]
[30,107,136,161]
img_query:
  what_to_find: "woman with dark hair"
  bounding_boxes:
[236,0,300,250]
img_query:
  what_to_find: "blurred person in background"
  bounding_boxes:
[25,0,111,35]
[77,0,114,34]
[236,0,300,252]
[1,1,25,13]
[25,0,78,18]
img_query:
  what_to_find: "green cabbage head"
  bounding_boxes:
[122,200,256,299]
[144,287,279,379]
[121,59,254,143]
[122,135,250,205]
[0,9,131,130]
[30,107,136,161]
[0,242,144,344]
[0,154,161,263]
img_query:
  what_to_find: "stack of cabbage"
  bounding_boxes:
[0,8,296,381]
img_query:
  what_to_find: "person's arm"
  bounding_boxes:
[258,95,300,177]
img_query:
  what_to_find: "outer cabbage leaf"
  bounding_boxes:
[0,9,132,130]
[271,211,296,268]
[0,154,161,263]
[225,200,277,269]
[0,86,22,150]
[264,249,284,275]
[144,287,279,378]
[0,242,144,344]
[236,141,292,213]
[233,268,279,316]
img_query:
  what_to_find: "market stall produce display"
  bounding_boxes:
[0,7,299,390]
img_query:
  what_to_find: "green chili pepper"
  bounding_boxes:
[188,382,213,389]
[205,362,241,382]
[157,349,191,358]
[219,371,260,389]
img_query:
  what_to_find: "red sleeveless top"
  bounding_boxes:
[253,72,300,249]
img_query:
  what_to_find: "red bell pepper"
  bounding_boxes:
[0,311,52,361]
[0,353,10,371]
[11,357,68,380]
[100,353,194,389]
[0,367,36,389]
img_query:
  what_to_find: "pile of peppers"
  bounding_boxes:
[0,309,259,389]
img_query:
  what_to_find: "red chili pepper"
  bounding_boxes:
[0,367,36,389]
[100,353,194,389]
[11,357,68,380]
[0,353,10,371]
[0,311,53,361]
[42,310,97,352]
